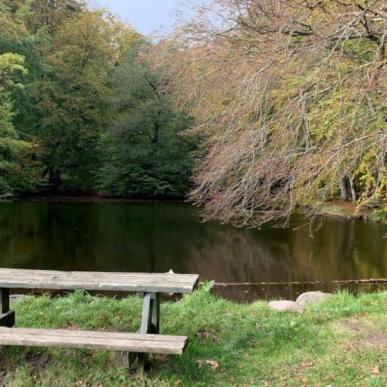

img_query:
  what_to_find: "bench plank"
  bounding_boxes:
[0,328,187,355]
[0,269,199,294]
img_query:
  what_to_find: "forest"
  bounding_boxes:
[0,0,386,226]
[0,0,196,200]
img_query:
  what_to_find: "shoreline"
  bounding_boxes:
[318,200,387,224]
[3,196,386,224]
[2,195,187,204]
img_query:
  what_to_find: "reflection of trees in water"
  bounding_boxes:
[187,221,387,301]
[0,203,386,301]
[0,203,101,269]
[0,203,160,271]
[292,219,387,280]
[0,203,48,268]
[0,202,202,272]
[185,220,387,284]
[185,229,289,283]
[183,229,300,301]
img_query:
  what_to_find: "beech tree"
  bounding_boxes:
[153,0,387,226]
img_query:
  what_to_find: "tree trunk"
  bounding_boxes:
[340,176,350,200]
[349,177,357,202]
[152,110,161,145]
[48,168,61,187]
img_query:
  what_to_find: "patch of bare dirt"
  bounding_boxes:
[25,351,51,370]
[339,316,387,350]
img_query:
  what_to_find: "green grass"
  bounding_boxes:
[370,207,387,224]
[1,286,386,386]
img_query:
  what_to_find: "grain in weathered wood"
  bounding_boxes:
[0,327,186,341]
[0,272,198,285]
[0,269,199,294]
[0,269,197,282]
[0,328,187,355]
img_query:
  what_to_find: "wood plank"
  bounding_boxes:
[0,270,198,281]
[0,269,199,294]
[0,328,187,355]
[1,327,186,342]
[0,270,198,283]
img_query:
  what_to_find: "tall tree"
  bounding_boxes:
[97,42,196,198]
[34,8,116,190]
[154,0,387,225]
[0,53,37,196]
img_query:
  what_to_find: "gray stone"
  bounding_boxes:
[10,294,24,302]
[268,300,303,312]
[296,291,332,308]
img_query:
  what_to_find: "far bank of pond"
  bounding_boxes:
[319,200,387,224]
[0,201,386,301]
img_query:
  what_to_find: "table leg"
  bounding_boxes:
[121,292,160,370]
[140,292,160,334]
[0,288,15,327]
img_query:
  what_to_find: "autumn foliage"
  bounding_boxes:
[152,0,387,225]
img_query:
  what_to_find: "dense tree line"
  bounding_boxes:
[1,0,385,224]
[0,0,195,199]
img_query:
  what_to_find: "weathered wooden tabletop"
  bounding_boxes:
[0,269,199,294]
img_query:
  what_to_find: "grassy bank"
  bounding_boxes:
[1,287,386,386]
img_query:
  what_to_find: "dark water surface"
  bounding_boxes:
[0,201,386,301]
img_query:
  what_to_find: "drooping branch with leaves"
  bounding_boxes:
[152,0,387,226]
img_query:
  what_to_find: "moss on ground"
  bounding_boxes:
[0,287,386,386]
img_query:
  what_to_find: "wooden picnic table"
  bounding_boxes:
[0,268,199,368]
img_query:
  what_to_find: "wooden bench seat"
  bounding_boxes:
[0,328,187,355]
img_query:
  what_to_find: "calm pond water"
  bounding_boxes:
[0,201,386,301]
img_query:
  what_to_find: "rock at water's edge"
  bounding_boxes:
[296,291,332,307]
[268,300,303,312]
[10,294,24,302]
